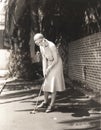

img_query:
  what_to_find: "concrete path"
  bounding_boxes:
[0,80,101,130]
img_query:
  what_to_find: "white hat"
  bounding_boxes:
[34,33,44,41]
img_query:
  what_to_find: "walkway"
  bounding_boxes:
[0,78,101,130]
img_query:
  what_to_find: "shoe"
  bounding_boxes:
[37,102,49,108]
[45,105,54,113]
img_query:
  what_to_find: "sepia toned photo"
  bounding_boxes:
[0,0,101,130]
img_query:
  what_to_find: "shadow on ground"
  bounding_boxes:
[1,78,100,130]
[1,80,101,115]
[15,87,101,117]
[0,88,42,104]
[15,87,101,130]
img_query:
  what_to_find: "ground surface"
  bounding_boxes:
[0,78,101,130]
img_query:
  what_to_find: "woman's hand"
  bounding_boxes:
[45,68,50,77]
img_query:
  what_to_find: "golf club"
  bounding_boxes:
[30,77,46,114]
[30,85,42,114]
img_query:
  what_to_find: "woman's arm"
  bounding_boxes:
[40,47,47,77]
[47,45,58,72]
[42,55,47,77]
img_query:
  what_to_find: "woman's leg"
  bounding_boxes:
[37,91,49,108]
[45,92,57,113]
[44,91,49,103]
[50,91,57,106]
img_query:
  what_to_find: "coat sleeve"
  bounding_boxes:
[40,47,47,77]
[47,44,58,71]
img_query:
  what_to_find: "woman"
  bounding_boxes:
[33,33,65,113]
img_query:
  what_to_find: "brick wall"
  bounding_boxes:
[68,32,101,91]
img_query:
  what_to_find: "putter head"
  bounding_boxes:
[30,110,36,114]
[30,107,39,114]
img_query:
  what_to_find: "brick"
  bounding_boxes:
[68,32,101,91]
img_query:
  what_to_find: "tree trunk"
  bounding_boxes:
[4,0,101,80]
[5,0,33,80]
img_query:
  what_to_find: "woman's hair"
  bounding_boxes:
[34,33,44,41]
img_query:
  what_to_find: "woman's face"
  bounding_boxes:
[34,38,47,47]
[34,38,43,46]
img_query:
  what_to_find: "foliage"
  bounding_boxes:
[4,0,33,79]
[9,48,33,80]
[4,0,101,80]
